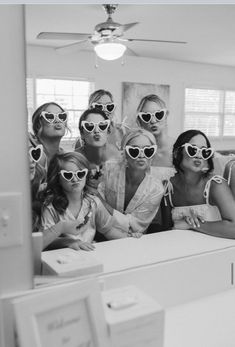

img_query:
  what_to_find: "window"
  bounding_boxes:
[27,77,95,142]
[184,88,235,137]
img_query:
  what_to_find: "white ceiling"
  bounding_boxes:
[25,4,235,67]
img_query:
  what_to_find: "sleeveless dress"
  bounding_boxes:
[165,175,224,224]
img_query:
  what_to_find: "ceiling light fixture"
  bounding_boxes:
[94,41,126,61]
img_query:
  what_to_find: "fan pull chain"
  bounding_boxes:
[95,54,99,69]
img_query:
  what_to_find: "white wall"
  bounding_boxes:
[27,45,235,150]
[0,7,33,294]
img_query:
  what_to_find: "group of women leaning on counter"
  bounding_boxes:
[28,89,235,252]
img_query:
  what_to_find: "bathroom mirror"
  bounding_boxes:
[24,4,235,281]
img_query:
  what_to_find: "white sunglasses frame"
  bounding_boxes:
[138,109,167,123]
[60,168,88,182]
[91,102,116,113]
[182,143,214,160]
[29,144,43,163]
[81,119,110,133]
[40,111,68,124]
[125,145,157,160]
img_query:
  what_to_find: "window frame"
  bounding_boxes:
[184,84,235,140]
[27,75,95,144]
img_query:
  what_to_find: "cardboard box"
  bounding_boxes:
[102,285,164,347]
[42,248,103,277]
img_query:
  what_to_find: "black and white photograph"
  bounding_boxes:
[1,2,235,347]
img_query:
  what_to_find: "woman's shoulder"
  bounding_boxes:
[150,166,176,181]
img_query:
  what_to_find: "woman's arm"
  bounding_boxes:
[191,180,235,239]
[224,160,235,199]
[94,196,127,239]
[41,207,85,250]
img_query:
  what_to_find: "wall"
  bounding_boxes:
[0,7,33,294]
[27,45,235,150]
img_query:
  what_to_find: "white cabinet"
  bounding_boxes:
[95,231,235,307]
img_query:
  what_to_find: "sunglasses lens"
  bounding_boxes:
[201,148,212,159]
[144,147,156,159]
[127,147,139,159]
[84,123,95,132]
[106,104,115,113]
[94,104,104,111]
[187,145,197,157]
[58,113,67,122]
[76,170,87,180]
[62,172,73,181]
[155,110,165,121]
[44,113,55,122]
[140,113,152,123]
[30,147,42,162]
[98,122,109,131]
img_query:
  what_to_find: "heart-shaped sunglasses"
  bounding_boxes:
[125,145,157,160]
[60,169,88,182]
[29,144,43,163]
[81,120,110,133]
[91,102,116,114]
[40,111,68,123]
[182,143,214,160]
[138,109,167,123]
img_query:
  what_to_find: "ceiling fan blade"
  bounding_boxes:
[113,22,139,37]
[55,40,89,54]
[126,38,187,44]
[37,32,91,41]
[121,22,139,32]
[125,47,139,57]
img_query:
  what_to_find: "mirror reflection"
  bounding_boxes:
[25,5,235,281]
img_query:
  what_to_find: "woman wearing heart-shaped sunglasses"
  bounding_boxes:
[30,102,69,179]
[89,89,127,151]
[93,129,164,238]
[136,94,176,233]
[163,129,235,238]
[136,94,174,169]
[39,152,126,251]
[29,141,47,233]
[75,89,125,158]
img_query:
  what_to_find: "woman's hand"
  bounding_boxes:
[77,240,95,251]
[185,208,205,229]
[131,232,143,238]
[173,219,191,230]
[61,220,85,236]
[173,209,205,230]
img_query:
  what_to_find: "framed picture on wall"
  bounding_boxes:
[12,279,109,347]
[122,81,170,129]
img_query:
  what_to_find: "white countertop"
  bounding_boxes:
[164,288,235,347]
[93,230,235,274]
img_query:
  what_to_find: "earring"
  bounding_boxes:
[80,138,85,147]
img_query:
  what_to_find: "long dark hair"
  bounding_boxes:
[40,152,91,214]
[172,129,214,175]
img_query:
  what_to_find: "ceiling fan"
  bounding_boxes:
[37,4,187,56]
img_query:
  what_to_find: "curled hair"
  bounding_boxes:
[40,152,90,214]
[172,129,214,175]
[32,102,68,139]
[121,128,156,150]
[88,89,113,107]
[78,108,110,135]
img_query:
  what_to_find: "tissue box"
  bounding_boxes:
[42,248,103,277]
[102,285,164,347]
